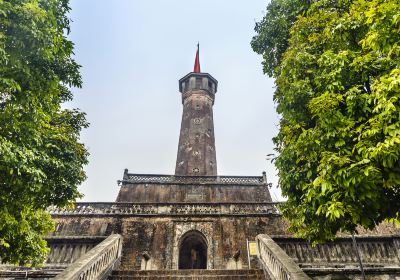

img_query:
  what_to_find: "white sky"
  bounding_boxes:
[67,0,283,202]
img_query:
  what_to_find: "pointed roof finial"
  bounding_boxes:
[193,42,200,73]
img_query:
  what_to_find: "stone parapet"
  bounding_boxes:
[274,235,400,266]
[48,202,281,217]
[53,234,122,280]
[116,172,272,203]
[0,267,63,279]
[305,266,400,279]
[256,234,311,280]
[120,173,267,186]
[46,236,106,265]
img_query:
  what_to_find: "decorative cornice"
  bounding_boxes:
[48,202,281,217]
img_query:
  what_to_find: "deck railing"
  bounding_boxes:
[274,234,400,266]
[48,202,280,217]
[120,172,267,186]
[46,236,106,265]
[256,234,311,280]
[53,234,122,280]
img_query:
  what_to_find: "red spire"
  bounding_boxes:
[193,43,200,73]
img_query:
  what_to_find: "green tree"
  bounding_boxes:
[251,0,311,76]
[0,0,88,265]
[253,0,400,243]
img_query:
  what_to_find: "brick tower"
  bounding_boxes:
[175,45,218,176]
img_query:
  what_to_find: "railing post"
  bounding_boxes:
[351,234,366,280]
[391,235,400,263]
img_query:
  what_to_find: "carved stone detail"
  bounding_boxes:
[172,222,214,269]
[47,202,280,216]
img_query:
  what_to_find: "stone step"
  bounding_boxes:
[109,269,264,280]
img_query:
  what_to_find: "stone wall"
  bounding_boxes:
[175,89,218,176]
[116,183,271,203]
[50,215,287,270]
[47,206,400,275]
[49,217,119,237]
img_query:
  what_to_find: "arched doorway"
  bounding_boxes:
[178,230,207,269]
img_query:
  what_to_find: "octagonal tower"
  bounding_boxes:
[175,47,218,176]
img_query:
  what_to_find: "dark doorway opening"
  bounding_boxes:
[178,231,207,269]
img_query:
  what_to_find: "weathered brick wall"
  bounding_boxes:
[50,215,287,270]
[49,217,119,237]
[49,214,400,272]
[175,89,217,176]
[116,183,271,203]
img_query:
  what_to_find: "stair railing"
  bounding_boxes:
[53,234,122,280]
[256,234,310,280]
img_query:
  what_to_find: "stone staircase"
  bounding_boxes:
[109,269,265,280]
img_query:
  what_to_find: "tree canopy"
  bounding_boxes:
[252,0,400,243]
[0,0,88,265]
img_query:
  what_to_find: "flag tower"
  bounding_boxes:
[175,45,218,176]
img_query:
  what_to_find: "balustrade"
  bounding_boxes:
[256,234,311,280]
[48,202,280,216]
[53,234,122,280]
[274,235,400,265]
[121,173,266,185]
[46,236,105,264]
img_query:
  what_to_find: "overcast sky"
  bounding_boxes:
[67,0,283,202]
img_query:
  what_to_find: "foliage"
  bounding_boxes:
[253,0,400,243]
[0,0,88,265]
[251,0,311,77]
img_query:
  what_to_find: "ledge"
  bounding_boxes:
[48,202,281,217]
[272,234,400,242]
[45,236,107,243]
[304,266,400,276]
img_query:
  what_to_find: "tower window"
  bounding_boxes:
[195,78,202,88]
[194,118,201,124]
